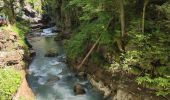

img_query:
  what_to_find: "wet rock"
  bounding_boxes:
[46,76,60,85]
[45,49,59,57]
[74,83,86,95]
[30,49,36,57]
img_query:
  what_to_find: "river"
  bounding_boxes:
[27,28,103,100]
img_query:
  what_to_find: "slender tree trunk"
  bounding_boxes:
[120,0,125,38]
[77,37,100,70]
[142,0,149,33]
[10,0,16,23]
[120,0,126,52]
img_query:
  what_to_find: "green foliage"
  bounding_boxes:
[12,22,29,38]
[58,0,170,97]
[0,68,21,100]
[65,31,87,60]
[122,30,170,96]
[12,21,29,49]
[44,0,58,16]
[125,30,170,73]
[64,4,113,59]
[136,75,170,96]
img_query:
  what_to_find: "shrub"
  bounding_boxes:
[136,75,170,96]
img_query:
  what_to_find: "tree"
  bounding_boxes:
[142,0,149,33]
[2,0,16,24]
[119,0,126,52]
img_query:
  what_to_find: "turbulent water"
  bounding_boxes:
[27,28,103,100]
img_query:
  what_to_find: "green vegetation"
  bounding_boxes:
[12,21,30,49]
[49,0,170,97]
[0,68,21,100]
[136,75,170,96]
[1,0,170,98]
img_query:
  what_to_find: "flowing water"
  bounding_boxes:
[27,28,103,100]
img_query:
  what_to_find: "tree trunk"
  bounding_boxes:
[120,0,126,52]
[77,37,100,70]
[120,0,125,38]
[142,0,149,33]
[10,0,16,24]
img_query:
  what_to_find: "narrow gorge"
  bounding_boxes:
[0,0,170,100]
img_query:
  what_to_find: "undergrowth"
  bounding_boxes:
[0,68,21,100]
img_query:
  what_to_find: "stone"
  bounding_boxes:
[88,76,111,98]
[30,49,36,57]
[73,83,86,95]
[45,49,59,57]
[46,76,60,85]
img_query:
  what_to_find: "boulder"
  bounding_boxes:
[45,49,59,57]
[30,49,36,57]
[73,83,86,95]
[46,76,60,85]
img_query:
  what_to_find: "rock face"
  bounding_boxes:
[0,31,25,69]
[112,89,134,100]
[88,76,111,98]
[0,29,35,99]
[73,83,86,95]
[87,71,167,100]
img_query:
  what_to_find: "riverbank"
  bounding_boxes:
[67,58,169,100]
[0,23,34,100]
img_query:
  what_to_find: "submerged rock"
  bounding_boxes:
[46,76,60,85]
[74,83,86,95]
